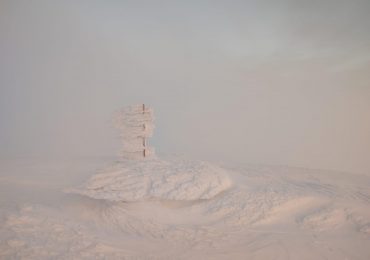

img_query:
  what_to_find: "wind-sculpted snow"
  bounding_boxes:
[1,159,370,259]
[66,159,233,201]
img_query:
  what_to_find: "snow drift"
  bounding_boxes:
[66,158,233,202]
[1,159,370,259]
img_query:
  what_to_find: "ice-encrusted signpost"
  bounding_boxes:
[67,104,233,202]
[113,104,155,159]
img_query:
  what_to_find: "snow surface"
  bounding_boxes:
[1,157,370,259]
[66,159,233,201]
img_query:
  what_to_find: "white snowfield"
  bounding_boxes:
[1,158,370,259]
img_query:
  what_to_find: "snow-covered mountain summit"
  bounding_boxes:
[66,158,233,202]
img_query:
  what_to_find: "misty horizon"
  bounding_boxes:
[1,0,370,174]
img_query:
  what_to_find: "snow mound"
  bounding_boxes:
[2,159,370,259]
[300,207,348,232]
[66,159,233,202]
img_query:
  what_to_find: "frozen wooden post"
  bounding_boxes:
[113,104,154,160]
[142,104,146,157]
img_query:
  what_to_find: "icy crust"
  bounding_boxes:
[3,162,370,259]
[66,159,233,202]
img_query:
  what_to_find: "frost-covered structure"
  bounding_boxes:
[65,104,234,202]
[113,104,155,159]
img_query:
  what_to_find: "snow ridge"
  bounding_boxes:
[66,158,234,202]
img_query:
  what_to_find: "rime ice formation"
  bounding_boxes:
[66,105,233,202]
[113,104,155,159]
[66,159,233,202]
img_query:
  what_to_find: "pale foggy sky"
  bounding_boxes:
[0,0,370,174]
